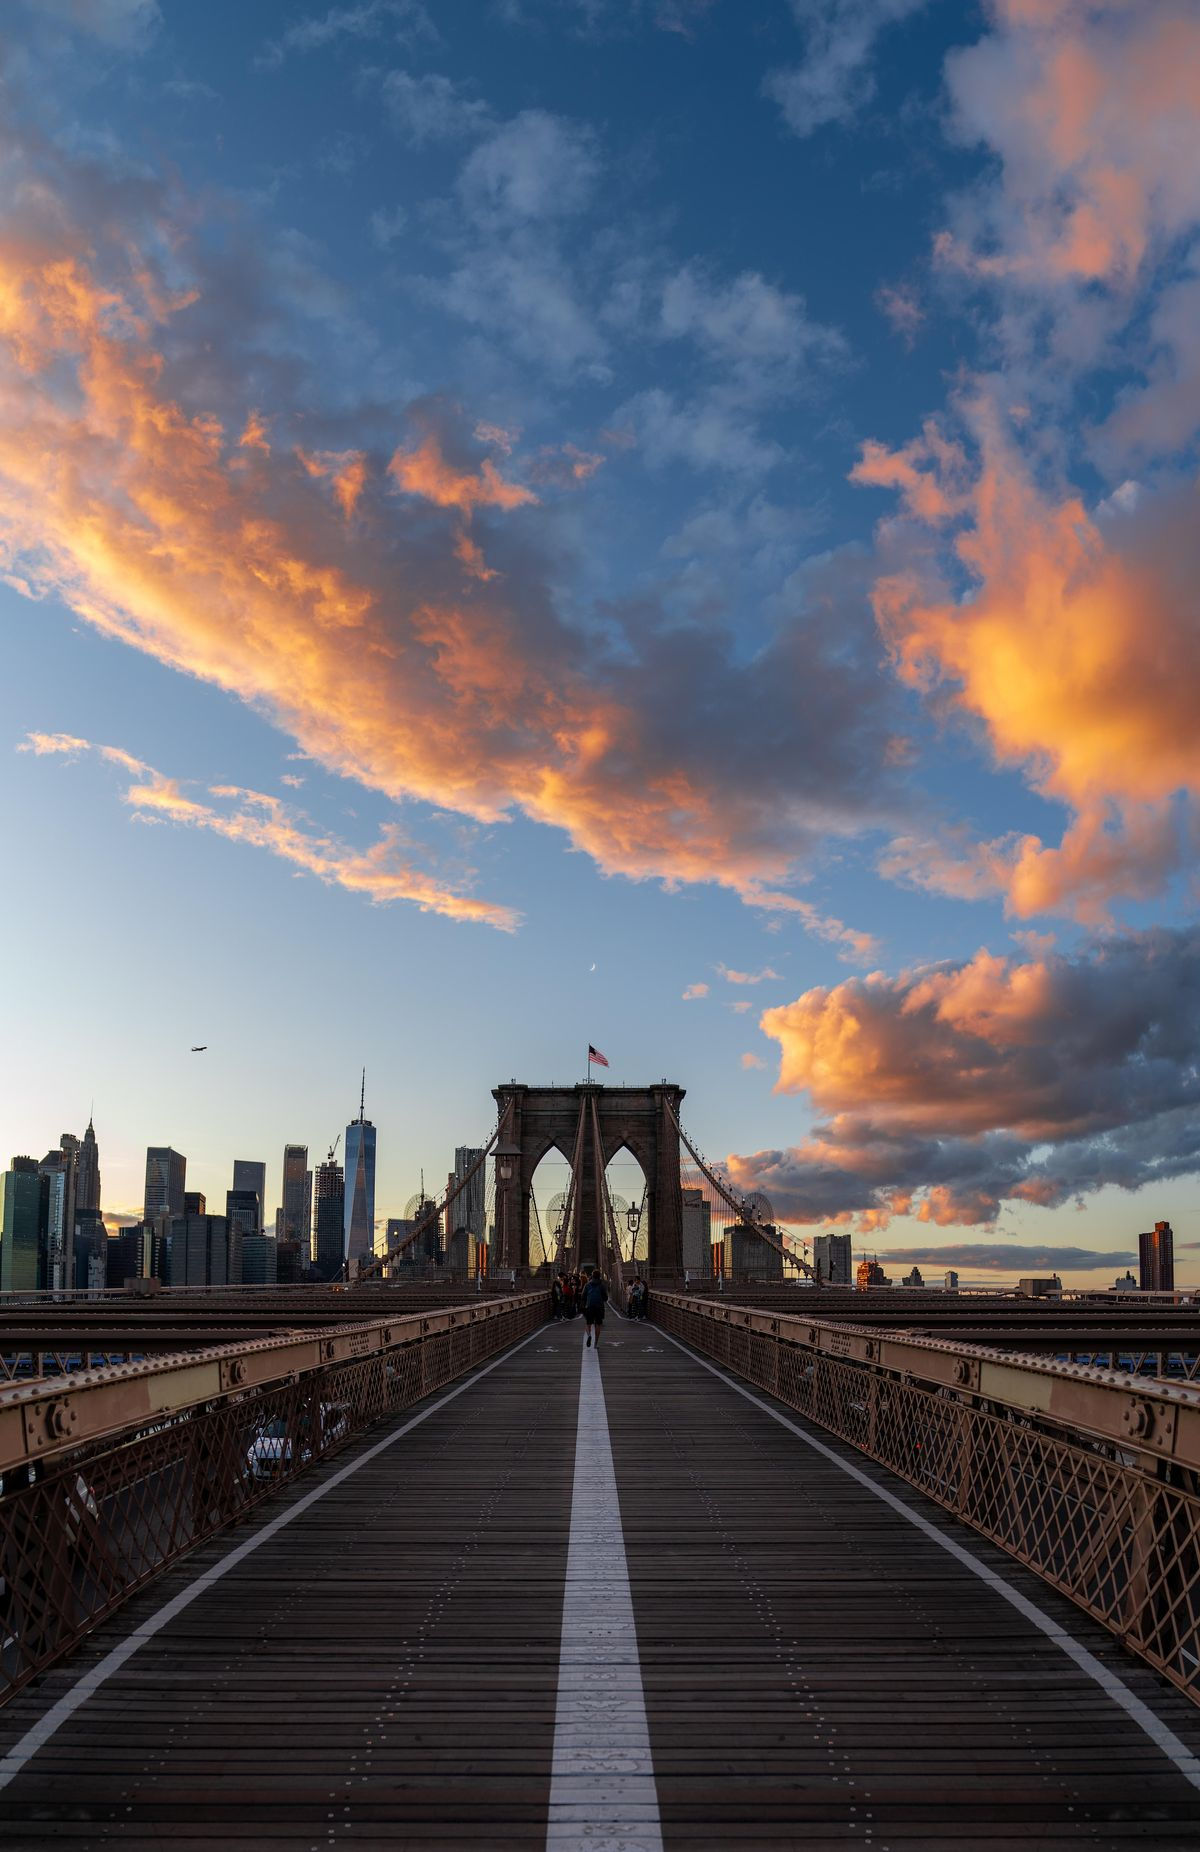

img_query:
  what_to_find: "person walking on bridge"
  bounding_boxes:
[582,1267,608,1347]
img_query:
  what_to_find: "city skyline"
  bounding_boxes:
[3,1,1200,1290]
[1,1094,1186,1292]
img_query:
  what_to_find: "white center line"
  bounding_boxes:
[547,1342,662,1851]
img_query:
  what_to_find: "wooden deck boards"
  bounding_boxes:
[3,1319,1200,1847]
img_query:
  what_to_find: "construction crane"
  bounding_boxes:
[326,1133,341,1165]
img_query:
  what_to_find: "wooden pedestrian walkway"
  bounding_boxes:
[3,1317,1200,1848]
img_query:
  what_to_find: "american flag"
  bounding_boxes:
[588,1044,610,1068]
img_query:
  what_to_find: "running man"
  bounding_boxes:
[581,1268,608,1347]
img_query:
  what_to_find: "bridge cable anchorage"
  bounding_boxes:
[663,1099,815,1280]
[355,1098,515,1282]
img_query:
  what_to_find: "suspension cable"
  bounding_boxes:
[664,1098,815,1281]
[355,1099,513,1283]
[529,1187,547,1268]
[591,1094,627,1295]
[552,1094,589,1273]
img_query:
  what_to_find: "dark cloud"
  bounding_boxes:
[875,1245,1138,1275]
[0,126,908,939]
[730,925,1200,1227]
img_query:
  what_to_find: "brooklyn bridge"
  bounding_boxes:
[2,1080,1200,1847]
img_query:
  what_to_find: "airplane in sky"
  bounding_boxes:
[190,1045,207,1052]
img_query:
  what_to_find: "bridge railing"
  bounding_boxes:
[657,1292,1200,1708]
[0,1294,546,1709]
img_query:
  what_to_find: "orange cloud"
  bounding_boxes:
[388,431,537,513]
[298,447,368,519]
[880,801,1191,924]
[850,419,971,524]
[944,1,1200,293]
[238,410,270,455]
[453,529,499,582]
[761,936,1189,1140]
[0,193,898,940]
[24,735,519,930]
[726,926,1200,1228]
[737,890,879,962]
[528,443,605,488]
[859,396,1200,917]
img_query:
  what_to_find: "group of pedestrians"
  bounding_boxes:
[551,1270,585,1322]
[550,1268,650,1341]
[550,1267,610,1343]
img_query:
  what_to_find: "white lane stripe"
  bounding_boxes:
[0,1326,545,1793]
[658,1327,1200,1792]
[547,1341,662,1851]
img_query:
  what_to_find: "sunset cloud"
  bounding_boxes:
[942,0,1200,305]
[388,429,537,514]
[858,396,1200,919]
[839,2,1200,926]
[21,735,519,929]
[0,172,906,941]
[728,927,1200,1226]
[716,963,781,986]
[681,981,709,1000]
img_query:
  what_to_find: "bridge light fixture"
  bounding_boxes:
[496,1142,520,1185]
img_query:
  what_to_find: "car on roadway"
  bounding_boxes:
[245,1403,350,1481]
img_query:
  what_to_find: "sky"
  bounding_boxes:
[2,0,1199,1286]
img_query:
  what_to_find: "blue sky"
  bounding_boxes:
[2,0,1199,1284]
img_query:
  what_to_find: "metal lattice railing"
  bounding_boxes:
[0,1295,546,1708]
[657,1293,1200,1708]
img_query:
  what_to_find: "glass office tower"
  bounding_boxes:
[344,1109,376,1268]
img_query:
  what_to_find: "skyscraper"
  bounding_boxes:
[40,1146,78,1291]
[76,1117,101,1214]
[453,1146,486,1250]
[1139,1220,1175,1292]
[232,1159,266,1237]
[314,1153,345,1280]
[813,1232,852,1285]
[681,1187,712,1273]
[144,1147,186,1223]
[726,1219,783,1279]
[0,1158,41,1291]
[167,1211,229,1287]
[225,1190,260,1284]
[277,1144,312,1262]
[344,1074,376,1268]
[241,1234,278,1285]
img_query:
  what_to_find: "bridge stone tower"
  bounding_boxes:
[491,1081,685,1277]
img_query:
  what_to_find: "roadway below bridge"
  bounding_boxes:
[3,1317,1200,1847]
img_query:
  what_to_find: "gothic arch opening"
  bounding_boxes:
[527,1142,574,1268]
[603,1142,650,1267]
